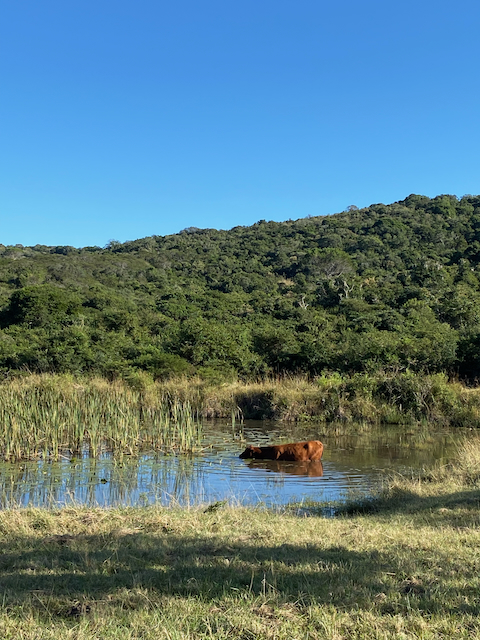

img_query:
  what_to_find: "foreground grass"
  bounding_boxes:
[1,441,480,638]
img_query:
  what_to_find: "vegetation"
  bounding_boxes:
[0,375,202,461]
[3,195,480,637]
[0,371,480,461]
[0,439,479,638]
[1,193,480,381]
[1,369,480,461]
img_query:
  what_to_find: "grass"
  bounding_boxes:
[0,439,480,638]
[0,376,202,460]
[2,369,480,460]
[157,370,480,426]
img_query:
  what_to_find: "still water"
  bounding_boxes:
[0,421,468,509]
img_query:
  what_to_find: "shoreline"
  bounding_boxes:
[2,370,480,424]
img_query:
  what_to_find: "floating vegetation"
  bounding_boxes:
[0,378,202,461]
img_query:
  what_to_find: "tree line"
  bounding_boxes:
[1,193,480,381]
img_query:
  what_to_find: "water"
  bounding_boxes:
[0,421,468,509]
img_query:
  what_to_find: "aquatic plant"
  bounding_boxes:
[0,377,202,461]
[0,370,479,461]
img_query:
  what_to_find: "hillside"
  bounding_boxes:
[1,193,480,380]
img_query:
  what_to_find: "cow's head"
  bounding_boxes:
[239,445,262,459]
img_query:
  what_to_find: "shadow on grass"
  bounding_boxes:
[337,485,480,525]
[1,518,479,618]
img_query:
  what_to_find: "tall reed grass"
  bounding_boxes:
[0,376,202,461]
[1,370,479,460]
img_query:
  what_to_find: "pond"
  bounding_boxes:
[0,421,468,509]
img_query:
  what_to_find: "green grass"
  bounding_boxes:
[1,440,480,638]
[2,370,480,460]
[0,376,202,460]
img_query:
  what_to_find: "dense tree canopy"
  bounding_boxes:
[1,194,480,380]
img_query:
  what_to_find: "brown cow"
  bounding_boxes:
[239,440,323,461]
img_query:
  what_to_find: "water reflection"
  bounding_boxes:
[0,456,205,508]
[243,460,324,477]
[0,421,467,509]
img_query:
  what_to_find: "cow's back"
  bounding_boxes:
[240,440,323,461]
[275,440,323,461]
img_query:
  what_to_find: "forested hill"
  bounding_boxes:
[1,193,480,380]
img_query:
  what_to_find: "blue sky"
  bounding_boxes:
[1,0,479,248]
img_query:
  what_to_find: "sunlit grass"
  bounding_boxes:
[0,375,202,460]
[159,371,480,425]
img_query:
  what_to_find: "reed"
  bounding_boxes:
[0,376,202,461]
[1,370,480,461]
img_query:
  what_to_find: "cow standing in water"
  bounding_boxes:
[239,440,323,462]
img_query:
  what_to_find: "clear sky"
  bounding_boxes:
[1,0,479,248]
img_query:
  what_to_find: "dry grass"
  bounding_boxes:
[5,371,480,424]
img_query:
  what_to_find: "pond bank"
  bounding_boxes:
[3,371,480,427]
[0,441,479,639]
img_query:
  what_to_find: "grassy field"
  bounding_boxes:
[0,440,479,638]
